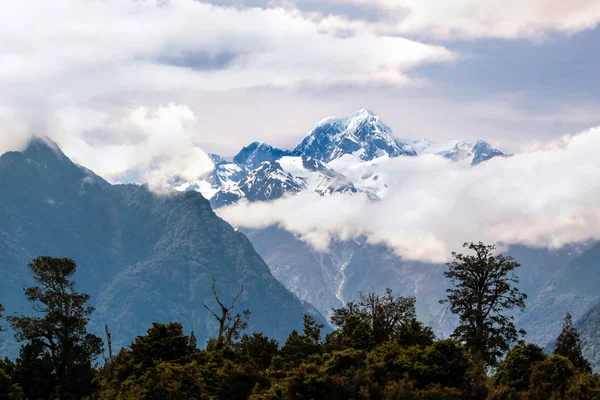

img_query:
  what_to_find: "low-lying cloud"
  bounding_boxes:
[218,126,600,263]
[0,104,214,192]
[62,104,215,190]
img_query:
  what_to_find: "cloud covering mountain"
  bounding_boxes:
[218,125,600,263]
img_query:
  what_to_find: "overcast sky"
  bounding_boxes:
[0,0,599,169]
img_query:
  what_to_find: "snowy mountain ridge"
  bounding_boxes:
[174,109,506,205]
[293,108,417,162]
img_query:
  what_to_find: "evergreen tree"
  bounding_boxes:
[554,313,592,373]
[189,330,197,349]
[128,322,198,370]
[441,242,527,367]
[235,332,279,370]
[7,257,103,400]
[279,315,324,366]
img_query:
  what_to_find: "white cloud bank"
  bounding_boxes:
[317,0,600,40]
[0,0,453,97]
[218,126,600,263]
[64,104,215,190]
[0,0,454,185]
[0,104,215,191]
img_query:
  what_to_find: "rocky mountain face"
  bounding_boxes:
[0,138,326,358]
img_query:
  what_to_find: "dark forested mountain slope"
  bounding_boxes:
[519,242,600,346]
[0,138,325,357]
[575,301,600,372]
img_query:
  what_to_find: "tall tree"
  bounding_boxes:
[0,303,4,333]
[7,257,103,400]
[554,313,592,373]
[440,242,527,367]
[104,324,113,363]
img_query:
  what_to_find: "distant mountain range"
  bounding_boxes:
[2,110,597,370]
[175,109,508,207]
[172,109,598,362]
[172,109,513,331]
[0,138,326,358]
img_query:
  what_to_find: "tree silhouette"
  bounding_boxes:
[7,257,103,399]
[0,303,4,333]
[441,242,527,367]
[202,277,249,345]
[104,324,114,363]
[554,313,592,373]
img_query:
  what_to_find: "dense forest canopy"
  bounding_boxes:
[1,244,599,399]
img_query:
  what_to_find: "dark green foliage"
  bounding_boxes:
[278,315,324,367]
[528,355,575,399]
[495,343,547,392]
[565,373,600,399]
[0,358,22,400]
[368,339,479,392]
[0,367,22,400]
[95,322,202,398]
[6,257,103,400]
[4,283,600,399]
[129,322,197,370]
[235,333,279,370]
[441,242,527,367]
[394,318,436,348]
[554,313,592,373]
[329,289,431,351]
[325,313,374,351]
[11,343,54,400]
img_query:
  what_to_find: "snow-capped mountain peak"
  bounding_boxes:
[315,108,378,129]
[401,136,506,166]
[293,109,416,163]
[170,108,509,205]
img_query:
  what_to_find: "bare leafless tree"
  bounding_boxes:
[203,277,248,344]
